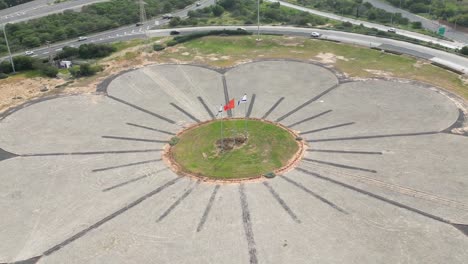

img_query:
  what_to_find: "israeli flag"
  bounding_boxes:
[238,94,248,105]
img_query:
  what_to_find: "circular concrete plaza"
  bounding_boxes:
[1,60,467,264]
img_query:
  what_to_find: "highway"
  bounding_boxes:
[364,0,468,45]
[266,0,466,49]
[0,0,110,24]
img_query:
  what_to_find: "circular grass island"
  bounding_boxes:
[168,119,302,181]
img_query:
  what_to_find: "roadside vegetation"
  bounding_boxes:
[286,0,447,37]
[0,0,196,53]
[0,43,115,78]
[0,0,33,10]
[386,0,468,27]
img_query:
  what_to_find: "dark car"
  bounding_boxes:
[170,30,180,35]
[136,22,144,26]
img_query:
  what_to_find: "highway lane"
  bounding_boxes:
[364,0,468,45]
[266,0,466,49]
[0,0,110,24]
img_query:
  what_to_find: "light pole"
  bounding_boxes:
[256,0,260,40]
[2,23,15,74]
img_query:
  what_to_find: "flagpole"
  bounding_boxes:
[221,108,224,152]
[244,97,247,135]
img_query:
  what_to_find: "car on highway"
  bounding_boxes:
[136,22,144,26]
[237,27,247,31]
[387,28,396,33]
[196,1,201,6]
[170,30,180,35]
[163,14,174,19]
[310,32,321,38]
[78,36,88,41]
[24,50,34,56]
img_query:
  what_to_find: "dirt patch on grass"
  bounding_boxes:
[364,69,394,77]
[314,52,349,64]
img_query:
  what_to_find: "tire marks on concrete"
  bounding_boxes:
[197,96,215,119]
[126,122,175,135]
[42,177,181,256]
[170,102,201,123]
[222,75,232,117]
[287,110,332,128]
[307,149,382,155]
[156,181,200,222]
[196,185,220,232]
[307,131,439,142]
[275,85,339,122]
[239,184,258,264]
[300,122,355,135]
[21,149,162,157]
[303,158,377,173]
[102,135,168,143]
[296,167,468,237]
[261,97,284,119]
[263,182,301,223]
[92,158,162,173]
[246,94,256,118]
[281,175,347,214]
[108,95,175,124]
[102,168,169,192]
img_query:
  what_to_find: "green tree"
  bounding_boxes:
[460,46,468,56]
[212,5,225,17]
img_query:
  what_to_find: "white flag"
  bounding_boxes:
[238,94,248,105]
[215,105,223,117]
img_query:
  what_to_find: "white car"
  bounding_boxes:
[387,28,396,33]
[310,32,321,38]
[78,36,88,41]
[162,14,173,19]
[237,27,247,31]
[196,1,201,6]
[24,50,34,56]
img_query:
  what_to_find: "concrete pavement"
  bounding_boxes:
[1,60,467,263]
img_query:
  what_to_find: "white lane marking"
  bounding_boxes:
[42,51,49,54]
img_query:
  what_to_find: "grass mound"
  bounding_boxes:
[171,119,299,180]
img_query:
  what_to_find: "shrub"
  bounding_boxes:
[153,44,165,51]
[69,63,102,77]
[461,46,468,56]
[78,44,116,59]
[55,46,79,60]
[166,40,178,46]
[169,137,180,146]
[0,72,8,79]
[411,21,422,29]
[40,65,59,77]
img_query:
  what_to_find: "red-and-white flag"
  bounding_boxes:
[224,99,235,111]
